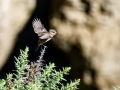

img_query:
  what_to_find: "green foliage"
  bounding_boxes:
[0,79,7,90]
[0,46,80,90]
[113,86,120,90]
[13,47,29,89]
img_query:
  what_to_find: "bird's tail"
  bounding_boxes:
[35,45,40,51]
[35,39,41,51]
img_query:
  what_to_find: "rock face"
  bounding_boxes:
[0,0,36,70]
[49,0,120,90]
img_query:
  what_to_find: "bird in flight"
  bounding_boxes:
[32,18,57,51]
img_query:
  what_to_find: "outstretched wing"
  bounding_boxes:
[32,18,48,36]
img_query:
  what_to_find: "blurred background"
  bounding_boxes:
[0,0,120,90]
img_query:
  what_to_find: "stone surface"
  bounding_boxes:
[50,0,120,90]
[0,0,36,70]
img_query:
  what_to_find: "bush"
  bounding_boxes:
[0,46,80,90]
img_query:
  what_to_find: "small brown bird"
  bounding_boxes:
[32,18,57,51]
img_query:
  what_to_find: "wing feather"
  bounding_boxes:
[32,18,48,36]
[32,18,42,33]
[39,33,51,39]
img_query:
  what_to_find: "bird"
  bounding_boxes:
[32,18,57,51]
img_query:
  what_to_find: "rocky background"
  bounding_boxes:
[0,0,120,90]
[0,0,36,71]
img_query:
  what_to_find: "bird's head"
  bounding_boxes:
[49,29,57,36]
